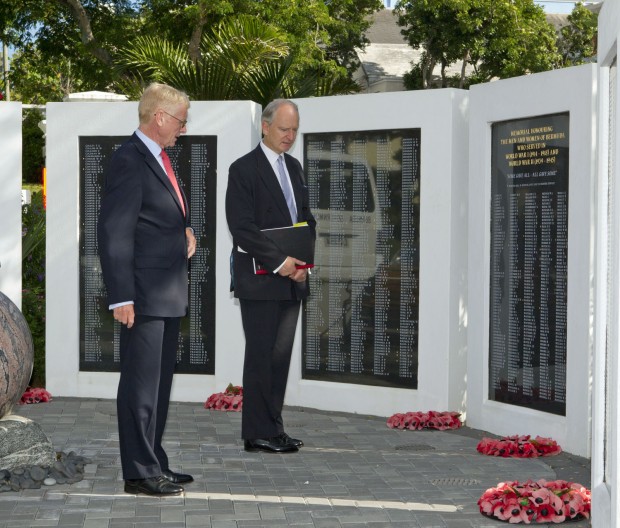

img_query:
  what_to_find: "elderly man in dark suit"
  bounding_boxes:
[225,99,316,453]
[98,83,196,495]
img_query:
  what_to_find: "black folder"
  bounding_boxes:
[254,223,315,275]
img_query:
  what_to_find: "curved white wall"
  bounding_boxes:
[287,90,469,417]
[45,91,470,420]
[592,0,620,525]
[467,64,597,458]
[44,72,601,461]
[0,102,22,307]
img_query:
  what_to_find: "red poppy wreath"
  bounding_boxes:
[20,387,53,404]
[477,435,562,458]
[204,384,243,411]
[386,411,462,430]
[478,479,591,524]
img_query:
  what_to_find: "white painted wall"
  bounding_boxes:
[45,91,470,420]
[287,90,470,417]
[45,100,260,401]
[0,103,22,308]
[467,64,597,458]
[592,0,619,524]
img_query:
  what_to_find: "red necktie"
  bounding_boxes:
[160,150,186,216]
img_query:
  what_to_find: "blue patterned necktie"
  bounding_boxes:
[276,155,297,223]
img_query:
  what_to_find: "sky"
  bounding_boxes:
[535,1,582,13]
[382,1,589,14]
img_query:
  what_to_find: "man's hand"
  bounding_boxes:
[113,304,135,329]
[289,267,308,282]
[186,227,196,258]
[278,257,307,282]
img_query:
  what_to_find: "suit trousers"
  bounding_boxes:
[239,298,301,439]
[117,314,180,480]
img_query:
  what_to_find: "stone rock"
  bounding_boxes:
[29,466,46,481]
[0,450,91,492]
[0,416,55,470]
[0,290,34,418]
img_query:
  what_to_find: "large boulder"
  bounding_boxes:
[0,416,55,470]
[0,291,34,418]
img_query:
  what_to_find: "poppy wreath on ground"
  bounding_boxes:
[19,387,52,404]
[477,435,562,458]
[204,383,243,411]
[478,479,591,524]
[386,411,462,430]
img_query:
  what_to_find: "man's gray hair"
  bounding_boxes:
[261,99,299,124]
[138,83,190,125]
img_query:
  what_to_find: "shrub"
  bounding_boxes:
[22,109,45,185]
[22,191,46,387]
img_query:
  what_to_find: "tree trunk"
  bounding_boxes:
[441,58,447,88]
[57,0,112,66]
[189,3,210,63]
[459,50,469,89]
[422,56,436,89]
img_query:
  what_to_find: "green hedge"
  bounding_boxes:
[22,191,46,387]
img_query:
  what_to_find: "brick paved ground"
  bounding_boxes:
[0,398,591,527]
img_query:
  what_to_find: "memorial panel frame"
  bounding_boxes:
[301,128,421,390]
[78,135,217,374]
[488,113,569,416]
[45,100,260,400]
[283,90,469,417]
[468,65,597,457]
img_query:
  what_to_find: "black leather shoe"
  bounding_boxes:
[279,432,303,448]
[162,469,194,484]
[124,475,183,496]
[244,437,298,453]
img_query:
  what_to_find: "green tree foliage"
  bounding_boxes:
[133,0,381,97]
[558,2,598,67]
[2,0,382,104]
[2,0,139,101]
[138,0,381,75]
[0,0,138,103]
[9,48,71,104]
[22,108,45,184]
[115,15,358,105]
[395,0,560,88]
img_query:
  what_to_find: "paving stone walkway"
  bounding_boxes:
[0,398,591,527]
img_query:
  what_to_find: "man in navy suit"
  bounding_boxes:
[98,83,196,495]
[225,99,316,453]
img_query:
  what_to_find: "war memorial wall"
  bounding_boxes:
[0,102,23,307]
[45,100,260,401]
[44,90,468,419]
[467,64,597,457]
[286,91,469,416]
[591,2,620,524]
[78,134,218,375]
[39,70,598,457]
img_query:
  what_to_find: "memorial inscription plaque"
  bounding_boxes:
[79,135,217,374]
[302,129,420,388]
[489,113,569,415]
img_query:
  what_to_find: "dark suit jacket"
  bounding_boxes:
[225,144,316,301]
[98,133,190,317]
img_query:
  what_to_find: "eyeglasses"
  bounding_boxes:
[159,110,188,128]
